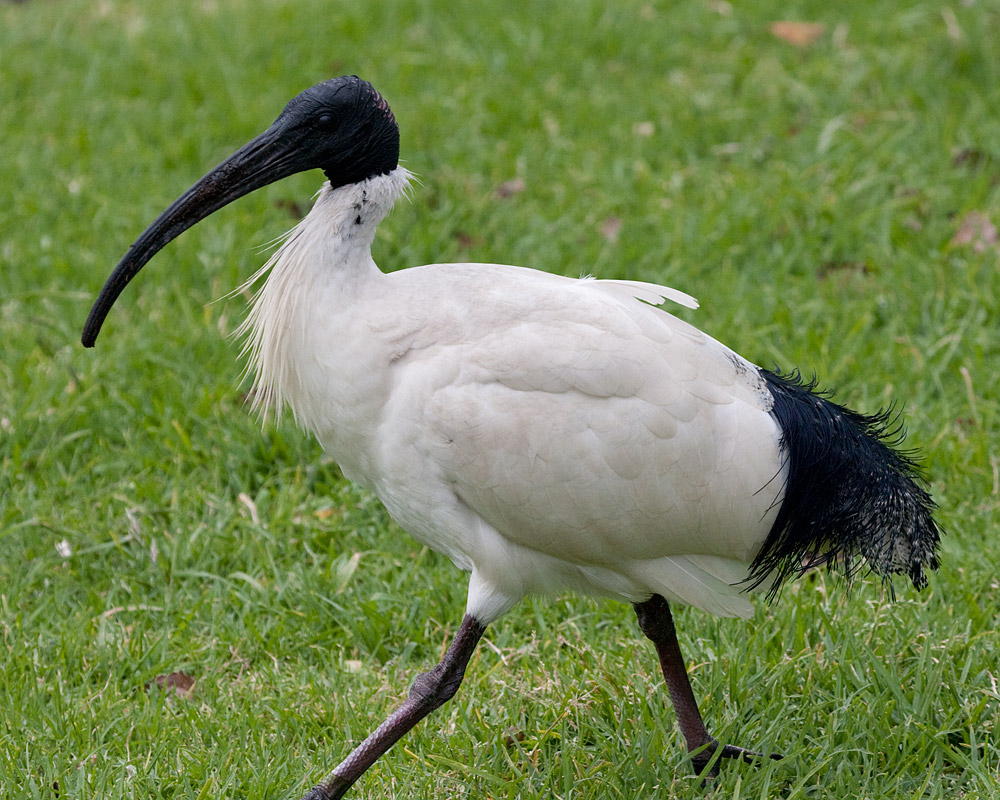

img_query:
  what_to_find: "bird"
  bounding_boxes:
[82,76,941,799]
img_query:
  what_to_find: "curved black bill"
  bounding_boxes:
[82,76,400,347]
[81,123,300,347]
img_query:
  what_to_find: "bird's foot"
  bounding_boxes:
[299,773,351,800]
[691,738,782,782]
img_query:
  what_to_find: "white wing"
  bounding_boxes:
[366,265,784,619]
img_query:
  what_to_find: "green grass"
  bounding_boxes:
[2,0,999,797]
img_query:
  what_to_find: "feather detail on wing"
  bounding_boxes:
[375,266,785,615]
[586,278,699,310]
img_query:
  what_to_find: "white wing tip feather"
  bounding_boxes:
[590,278,699,310]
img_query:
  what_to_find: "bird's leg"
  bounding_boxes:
[633,594,780,779]
[300,614,487,800]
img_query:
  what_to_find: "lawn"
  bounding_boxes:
[1,0,998,798]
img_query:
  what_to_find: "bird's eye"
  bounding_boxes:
[313,112,336,131]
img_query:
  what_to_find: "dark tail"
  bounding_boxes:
[747,369,941,597]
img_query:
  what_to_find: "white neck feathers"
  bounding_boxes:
[236,167,412,422]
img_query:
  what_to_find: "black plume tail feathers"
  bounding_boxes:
[747,369,942,598]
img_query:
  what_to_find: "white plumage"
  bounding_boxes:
[82,77,940,800]
[238,171,785,621]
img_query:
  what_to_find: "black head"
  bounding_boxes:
[274,76,399,188]
[81,76,399,347]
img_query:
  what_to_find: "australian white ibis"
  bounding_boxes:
[82,77,941,799]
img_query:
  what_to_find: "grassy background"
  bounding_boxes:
[2,0,999,797]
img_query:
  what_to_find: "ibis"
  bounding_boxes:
[82,77,941,799]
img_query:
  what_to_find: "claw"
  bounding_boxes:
[692,738,783,782]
